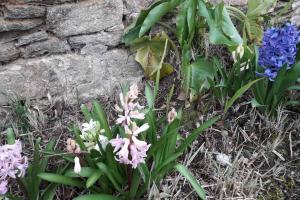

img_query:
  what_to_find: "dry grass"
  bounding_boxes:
[152,104,300,200]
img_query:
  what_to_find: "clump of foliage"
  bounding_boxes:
[38,83,218,200]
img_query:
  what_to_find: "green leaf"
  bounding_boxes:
[174,164,206,200]
[181,43,191,94]
[129,170,141,199]
[41,183,58,200]
[92,102,113,139]
[86,170,103,188]
[277,62,300,96]
[251,98,265,108]
[285,100,300,106]
[96,163,123,192]
[190,57,216,94]
[198,0,242,46]
[134,32,174,80]
[73,194,120,200]
[38,173,84,187]
[288,85,300,91]
[187,0,197,36]
[6,128,15,145]
[65,167,97,178]
[145,83,154,109]
[247,0,276,17]
[176,1,188,46]
[224,78,263,113]
[139,0,183,37]
[220,4,243,45]
[81,104,92,121]
[123,1,167,45]
[154,152,182,175]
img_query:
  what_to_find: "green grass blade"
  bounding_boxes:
[73,194,120,200]
[224,78,262,113]
[174,164,206,200]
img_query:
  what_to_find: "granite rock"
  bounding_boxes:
[46,0,123,37]
[68,27,123,50]
[0,50,143,105]
[0,18,43,32]
[4,5,46,19]
[16,31,48,46]
[21,38,70,58]
[0,42,20,63]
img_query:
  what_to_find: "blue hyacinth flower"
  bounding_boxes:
[257,23,300,81]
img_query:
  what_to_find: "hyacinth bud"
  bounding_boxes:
[66,138,81,154]
[74,157,81,174]
[81,120,101,142]
[70,140,76,150]
[115,104,123,113]
[232,44,244,62]
[167,108,177,123]
[128,84,139,100]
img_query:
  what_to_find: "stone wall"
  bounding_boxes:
[292,0,300,27]
[0,0,151,105]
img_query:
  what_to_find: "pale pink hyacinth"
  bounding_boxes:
[111,84,151,168]
[110,124,151,168]
[0,140,28,195]
[115,84,145,126]
[0,181,8,195]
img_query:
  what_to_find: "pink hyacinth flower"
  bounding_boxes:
[130,136,151,168]
[110,123,150,168]
[115,85,145,126]
[0,180,8,195]
[0,140,28,181]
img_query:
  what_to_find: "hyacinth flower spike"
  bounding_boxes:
[257,23,300,81]
[0,140,28,195]
[111,84,151,168]
[110,123,151,168]
[116,84,145,126]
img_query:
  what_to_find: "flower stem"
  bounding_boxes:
[127,166,133,191]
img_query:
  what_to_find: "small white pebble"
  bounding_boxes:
[216,153,231,166]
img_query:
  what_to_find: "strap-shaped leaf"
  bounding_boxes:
[86,170,103,188]
[174,164,206,200]
[139,0,183,37]
[96,163,123,192]
[224,78,263,113]
[73,194,120,200]
[38,173,84,187]
[92,102,113,139]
